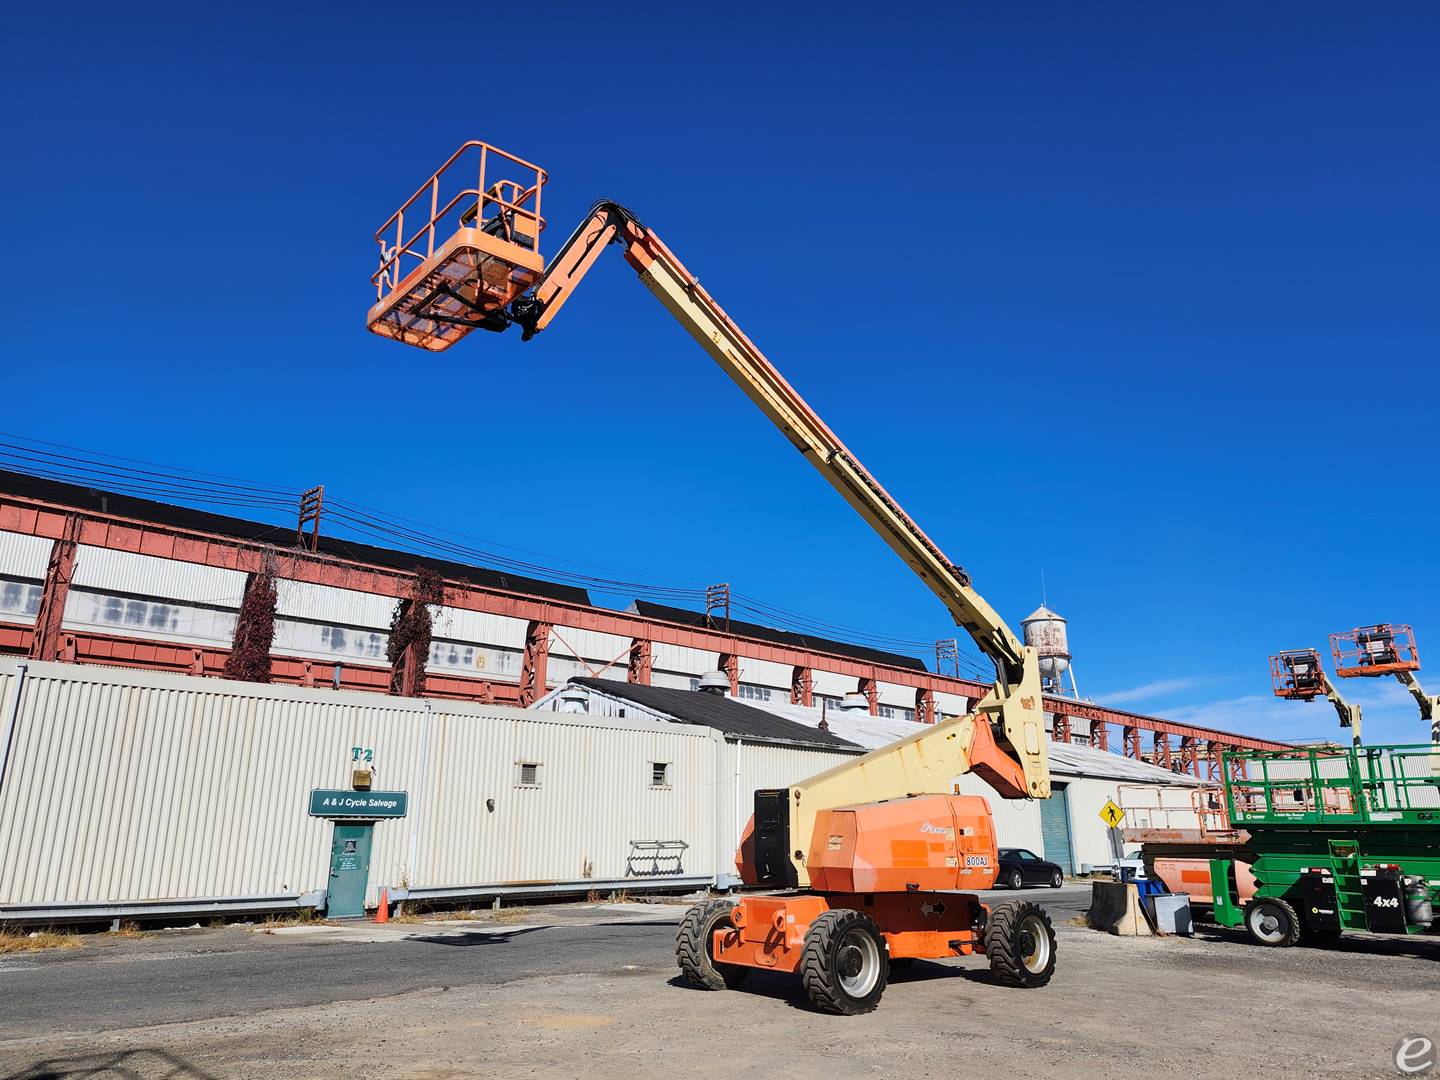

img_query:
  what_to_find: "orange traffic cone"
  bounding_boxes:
[375,886,390,924]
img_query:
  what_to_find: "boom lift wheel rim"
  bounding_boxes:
[1017,913,1052,974]
[836,926,882,997]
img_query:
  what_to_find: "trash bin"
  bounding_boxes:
[1151,893,1194,936]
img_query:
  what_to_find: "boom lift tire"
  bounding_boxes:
[984,900,1057,988]
[800,909,890,1015]
[1244,898,1302,947]
[675,899,749,990]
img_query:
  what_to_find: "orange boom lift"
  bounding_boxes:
[367,142,1057,1014]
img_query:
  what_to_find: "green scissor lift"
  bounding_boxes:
[1209,743,1440,947]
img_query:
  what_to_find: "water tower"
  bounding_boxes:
[1021,605,1078,698]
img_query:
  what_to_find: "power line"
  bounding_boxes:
[0,432,987,677]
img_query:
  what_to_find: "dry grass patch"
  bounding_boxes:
[0,928,83,954]
[105,921,147,939]
[490,906,533,924]
[259,908,323,933]
[393,907,481,924]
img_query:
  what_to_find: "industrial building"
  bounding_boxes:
[0,657,1199,923]
[534,676,1203,879]
[0,468,1284,771]
[0,464,1293,921]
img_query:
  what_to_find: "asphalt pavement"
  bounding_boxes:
[0,885,1094,1041]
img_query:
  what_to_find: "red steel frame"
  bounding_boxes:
[0,488,1288,756]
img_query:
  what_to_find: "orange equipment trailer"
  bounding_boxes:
[367,141,1058,1014]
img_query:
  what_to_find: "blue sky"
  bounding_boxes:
[4,4,1437,744]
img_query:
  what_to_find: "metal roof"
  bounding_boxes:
[0,469,591,605]
[740,698,1200,786]
[566,677,862,751]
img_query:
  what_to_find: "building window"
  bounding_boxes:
[0,580,42,617]
[877,705,916,723]
[651,762,670,787]
[516,762,542,787]
[815,694,841,712]
[737,683,772,702]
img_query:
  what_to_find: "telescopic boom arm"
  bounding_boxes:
[1394,671,1440,742]
[1318,670,1363,747]
[511,202,1049,815]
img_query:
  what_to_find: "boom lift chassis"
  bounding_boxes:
[367,141,1056,1013]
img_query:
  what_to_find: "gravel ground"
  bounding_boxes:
[0,895,1435,1080]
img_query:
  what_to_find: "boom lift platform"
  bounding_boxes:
[1269,648,1363,746]
[367,141,1056,1014]
[1330,625,1440,743]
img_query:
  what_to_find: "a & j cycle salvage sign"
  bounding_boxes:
[309,790,409,819]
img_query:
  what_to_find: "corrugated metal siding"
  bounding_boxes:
[652,643,714,675]
[0,531,52,580]
[550,625,630,664]
[737,657,791,689]
[433,607,527,649]
[547,656,629,685]
[72,546,247,606]
[957,773,1043,852]
[274,579,396,629]
[935,691,971,718]
[0,661,718,911]
[412,714,714,887]
[876,681,914,707]
[719,740,856,856]
[810,670,857,697]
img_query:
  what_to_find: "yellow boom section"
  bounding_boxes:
[493,196,1053,887]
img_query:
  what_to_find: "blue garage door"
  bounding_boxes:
[1038,782,1073,876]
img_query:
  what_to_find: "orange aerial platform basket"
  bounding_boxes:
[1329,624,1420,679]
[367,142,547,352]
[1270,648,1328,699]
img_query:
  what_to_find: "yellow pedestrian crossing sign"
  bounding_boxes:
[1099,800,1125,827]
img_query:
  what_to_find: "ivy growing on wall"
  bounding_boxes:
[387,566,444,694]
[224,550,277,683]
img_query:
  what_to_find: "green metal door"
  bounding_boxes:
[1039,783,1074,876]
[327,823,373,918]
